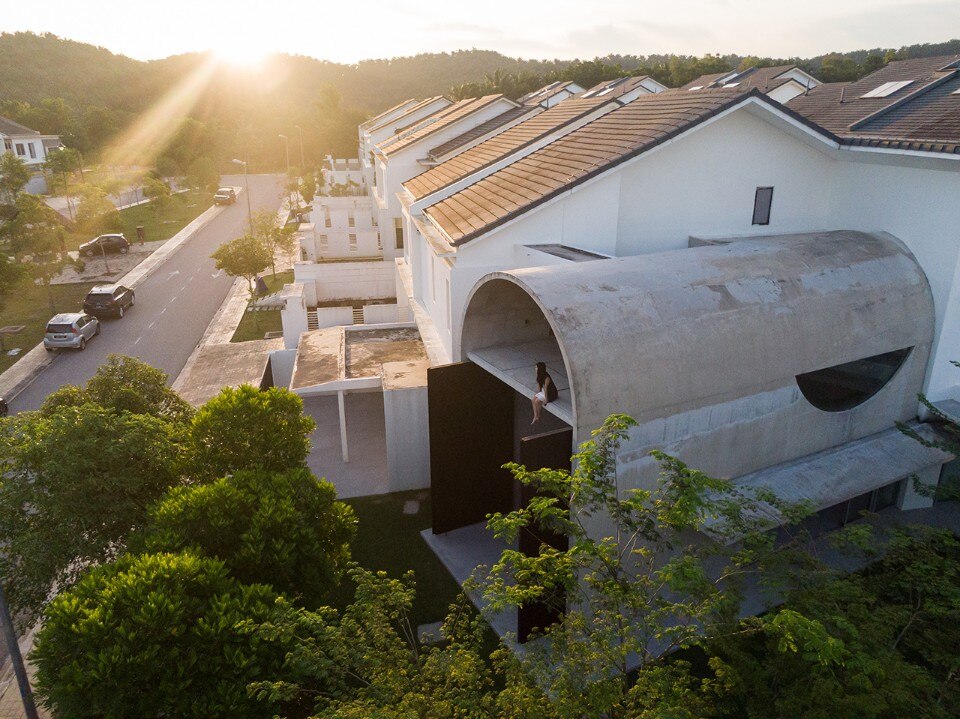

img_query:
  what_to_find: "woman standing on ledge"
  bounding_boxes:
[531,361,558,424]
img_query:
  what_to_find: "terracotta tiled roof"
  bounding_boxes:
[378,95,509,157]
[787,55,959,134]
[518,81,579,105]
[682,65,806,92]
[360,98,416,129]
[427,106,537,161]
[0,115,40,137]
[425,89,761,244]
[680,72,730,90]
[367,96,449,134]
[582,75,653,98]
[403,96,617,201]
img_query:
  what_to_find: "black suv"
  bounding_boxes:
[79,234,131,257]
[83,284,135,318]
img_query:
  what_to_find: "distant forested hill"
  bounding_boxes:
[0,31,957,173]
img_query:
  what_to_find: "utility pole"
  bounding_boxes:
[231,159,253,231]
[278,134,293,210]
[0,583,40,719]
[295,125,305,169]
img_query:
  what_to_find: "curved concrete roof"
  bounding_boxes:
[461,231,934,435]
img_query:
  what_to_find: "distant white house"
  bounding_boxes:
[0,115,50,168]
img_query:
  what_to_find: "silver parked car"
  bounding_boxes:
[43,313,100,352]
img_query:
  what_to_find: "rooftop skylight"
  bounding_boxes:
[861,80,914,98]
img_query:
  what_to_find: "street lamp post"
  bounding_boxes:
[231,158,253,231]
[294,125,305,169]
[0,582,40,719]
[278,134,293,210]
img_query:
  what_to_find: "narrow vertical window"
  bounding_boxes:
[349,233,358,252]
[395,218,404,249]
[752,186,774,226]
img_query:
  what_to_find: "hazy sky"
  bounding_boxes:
[4,0,958,63]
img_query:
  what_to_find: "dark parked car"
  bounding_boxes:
[214,187,237,205]
[79,234,130,257]
[83,284,135,318]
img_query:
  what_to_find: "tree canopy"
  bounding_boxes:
[186,384,316,480]
[140,468,355,604]
[32,552,306,719]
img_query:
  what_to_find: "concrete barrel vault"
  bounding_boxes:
[459,231,935,485]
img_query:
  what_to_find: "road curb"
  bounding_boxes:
[0,193,236,404]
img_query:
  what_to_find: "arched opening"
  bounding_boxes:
[460,277,573,425]
[796,347,913,412]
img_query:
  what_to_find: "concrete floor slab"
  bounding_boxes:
[304,393,389,498]
[420,522,517,638]
[174,338,282,406]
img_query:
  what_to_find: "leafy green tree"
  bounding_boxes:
[155,155,181,180]
[142,175,173,223]
[211,232,273,311]
[251,208,296,277]
[299,174,316,205]
[3,194,74,309]
[32,552,308,719]
[186,155,220,193]
[708,527,960,718]
[0,152,31,203]
[0,253,26,313]
[0,404,183,626]
[187,384,315,480]
[140,468,355,604]
[75,183,121,234]
[41,354,194,425]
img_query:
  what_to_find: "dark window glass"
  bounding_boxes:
[752,186,774,225]
[796,347,912,412]
[873,479,903,511]
[46,323,73,333]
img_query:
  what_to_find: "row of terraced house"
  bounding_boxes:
[264,58,960,640]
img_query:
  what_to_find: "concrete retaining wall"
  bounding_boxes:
[363,303,399,324]
[316,306,354,329]
[294,260,396,304]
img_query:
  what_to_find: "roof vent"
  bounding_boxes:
[861,80,914,98]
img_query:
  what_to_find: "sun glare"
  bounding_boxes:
[213,40,269,68]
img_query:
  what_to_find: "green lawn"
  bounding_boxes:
[59,189,213,251]
[328,490,464,630]
[230,271,293,343]
[0,281,97,373]
[116,189,213,244]
[231,309,282,342]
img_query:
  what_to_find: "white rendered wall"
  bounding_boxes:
[363,303,400,324]
[315,306,355,329]
[280,284,309,350]
[268,349,297,388]
[383,383,431,491]
[294,260,397,303]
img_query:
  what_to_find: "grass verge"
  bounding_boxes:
[230,271,293,343]
[0,282,97,374]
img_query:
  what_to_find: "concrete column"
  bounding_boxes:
[338,390,350,463]
[899,465,939,510]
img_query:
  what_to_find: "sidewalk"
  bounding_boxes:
[0,197,231,403]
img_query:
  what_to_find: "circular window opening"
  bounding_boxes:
[796,347,913,412]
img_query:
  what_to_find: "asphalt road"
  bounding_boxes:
[8,173,285,413]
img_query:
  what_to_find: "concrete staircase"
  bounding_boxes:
[307,309,319,331]
[352,306,364,324]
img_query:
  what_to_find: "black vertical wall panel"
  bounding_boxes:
[428,362,516,534]
[517,427,572,643]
